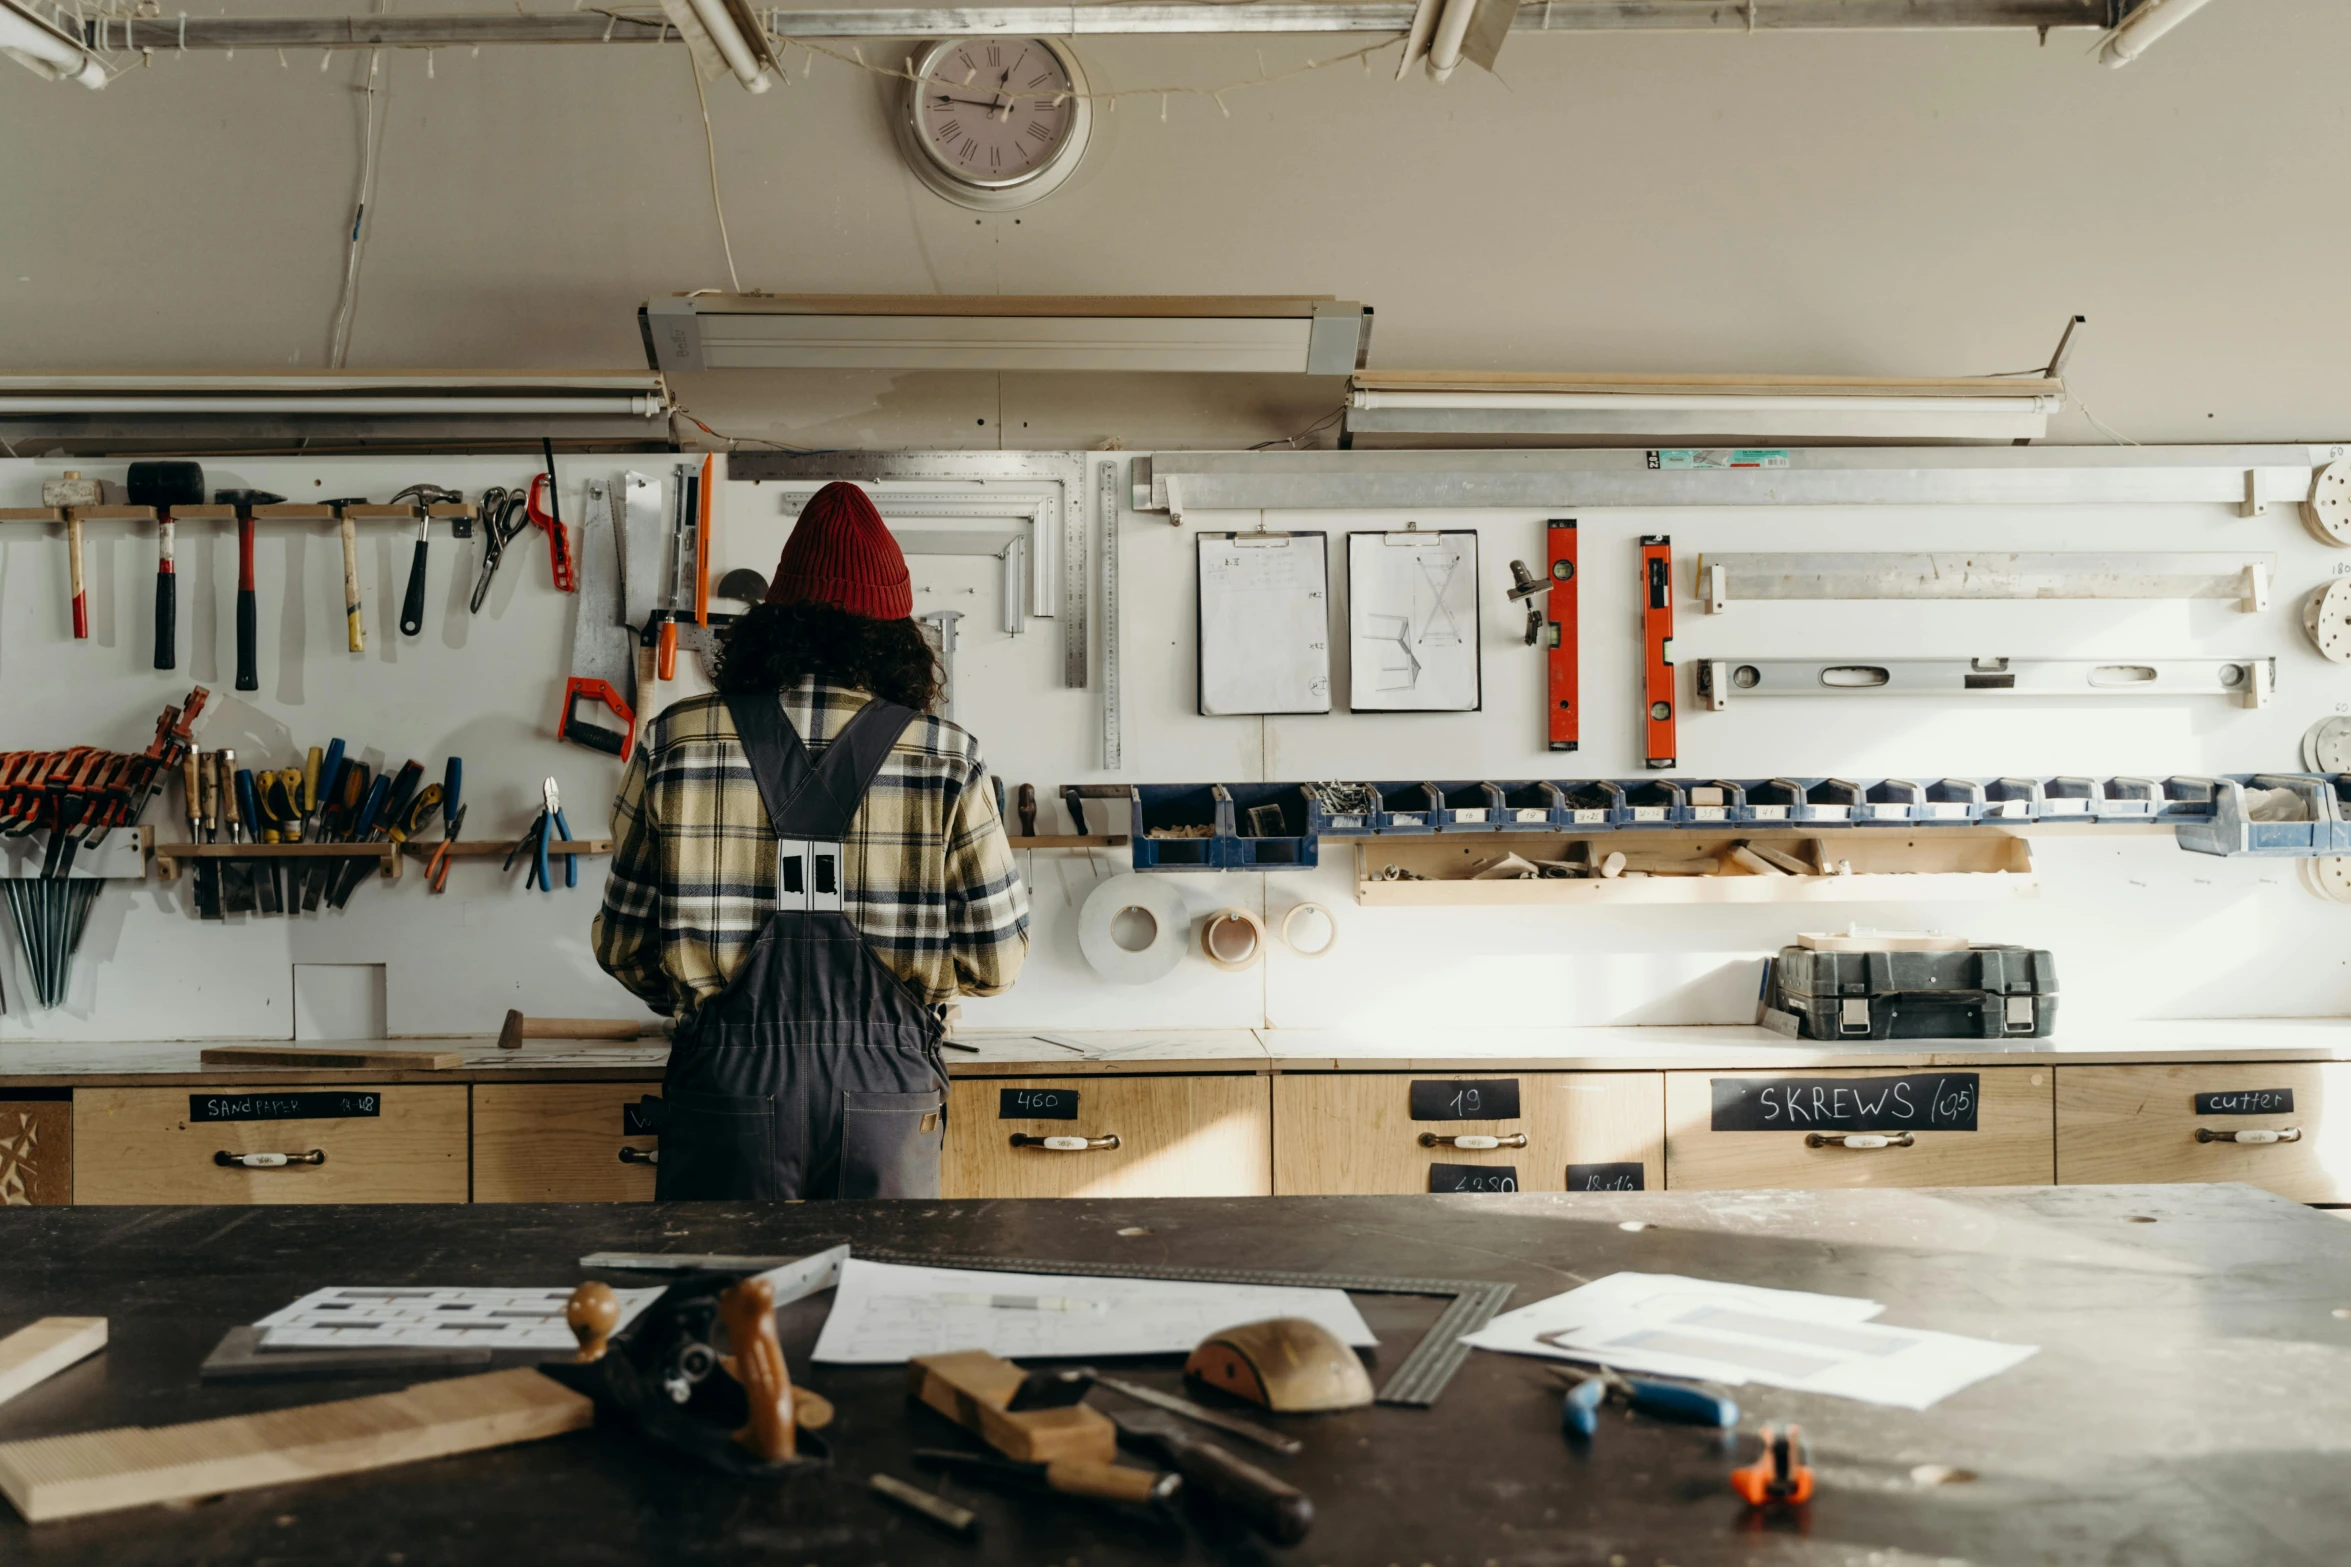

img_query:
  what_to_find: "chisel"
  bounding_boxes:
[911,1448,1178,1508]
[180,745,217,921]
[286,745,326,908]
[197,750,222,920]
[237,769,280,916]
[329,762,417,909]
[216,749,255,915]
[1110,1407,1312,1546]
[305,759,367,914]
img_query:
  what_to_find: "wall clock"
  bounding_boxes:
[897,37,1092,211]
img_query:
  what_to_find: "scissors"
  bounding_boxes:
[468,485,533,614]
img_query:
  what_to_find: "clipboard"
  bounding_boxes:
[1197,531,1331,716]
[1347,527,1481,713]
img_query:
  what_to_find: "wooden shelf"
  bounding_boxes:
[1355,833,2037,906]
[398,839,613,860]
[1007,835,1128,850]
[152,842,399,882]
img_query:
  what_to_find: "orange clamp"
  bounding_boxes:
[1731,1423,1813,1508]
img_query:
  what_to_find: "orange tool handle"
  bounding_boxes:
[1641,535,1676,770]
[559,677,637,762]
[656,618,678,681]
[694,454,713,627]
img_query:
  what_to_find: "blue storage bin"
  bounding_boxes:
[2174,775,2333,856]
[2040,776,2101,821]
[1500,781,1567,829]
[1225,783,1319,868]
[2157,776,2217,821]
[1737,779,1804,826]
[1434,781,1507,830]
[1675,779,1746,827]
[1130,784,1229,872]
[1617,779,1684,828]
[1795,778,1862,825]
[1303,783,1380,837]
[1859,778,1925,825]
[1982,777,2043,822]
[1556,781,1623,830]
[1372,782,1443,834]
[1920,778,1985,824]
[2099,777,2161,821]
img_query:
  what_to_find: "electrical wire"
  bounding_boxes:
[672,406,818,452]
[326,0,391,369]
[685,49,744,294]
[1249,405,1346,451]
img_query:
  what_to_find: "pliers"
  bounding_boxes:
[1542,1353,1739,1437]
[425,757,464,893]
[532,777,574,891]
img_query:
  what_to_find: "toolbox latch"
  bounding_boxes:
[2004,996,2034,1032]
[1839,998,1871,1035]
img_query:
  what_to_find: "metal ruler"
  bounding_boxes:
[1098,456,1123,770]
[1546,518,1578,752]
[859,1247,1512,1408]
[1697,550,2274,614]
[918,609,964,723]
[1640,534,1676,769]
[1698,655,2276,708]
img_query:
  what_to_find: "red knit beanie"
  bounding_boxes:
[766,481,912,620]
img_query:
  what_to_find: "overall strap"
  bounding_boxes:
[723,690,918,841]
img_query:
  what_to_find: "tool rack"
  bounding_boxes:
[1111,772,2351,872]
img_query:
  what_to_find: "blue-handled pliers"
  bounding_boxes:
[528,776,575,892]
[1547,1357,1739,1439]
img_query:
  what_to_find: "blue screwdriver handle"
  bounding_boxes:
[440,757,462,835]
[1624,1379,1738,1428]
[552,808,575,887]
[1561,1377,1604,1440]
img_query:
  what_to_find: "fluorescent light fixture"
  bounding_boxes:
[1346,371,2064,442]
[0,371,670,418]
[641,295,1373,375]
[2098,0,2211,66]
[1,0,104,87]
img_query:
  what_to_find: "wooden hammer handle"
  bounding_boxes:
[340,513,365,652]
[67,514,87,640]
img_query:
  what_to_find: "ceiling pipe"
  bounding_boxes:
[77,1,2115,52]
[2096,0,2212,66]
[2,0,105,86]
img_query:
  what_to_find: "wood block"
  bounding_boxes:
[0,1098,72,1206]
[0,1366,591,1524]
[199,1046,462,1071]
[0,1318,106,1410]
[907,1351,1115,1464]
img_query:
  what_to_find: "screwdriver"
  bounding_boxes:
[1554,1364,1738,1438]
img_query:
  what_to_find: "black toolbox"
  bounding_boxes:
[1762,944,2057,1040]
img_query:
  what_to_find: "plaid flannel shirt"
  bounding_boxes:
[592,680,1028,1017]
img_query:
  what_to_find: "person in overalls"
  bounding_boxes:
[592,480,1029,1199]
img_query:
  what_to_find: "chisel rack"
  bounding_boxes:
[151,842,401,882]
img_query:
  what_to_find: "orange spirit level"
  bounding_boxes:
[1641,535,1675,769]
[1547,519,1578,752]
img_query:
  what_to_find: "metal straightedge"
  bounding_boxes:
[917,610,964,723]
[1697,656,2275,709]
[731,451,1086,688]
[1098,456,1124,771]
[1697,552,2275,615]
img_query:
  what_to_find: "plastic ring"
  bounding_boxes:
[1279,901,1338,959]
[1200,908,1267,971]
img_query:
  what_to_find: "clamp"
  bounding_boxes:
[1731,1423,1814,1508]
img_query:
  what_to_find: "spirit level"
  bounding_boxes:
[1547,519,1578,752]
[1641,535,1675,768]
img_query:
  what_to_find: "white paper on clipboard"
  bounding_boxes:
[1198,531,1331,715]
[1348,529,1480,712]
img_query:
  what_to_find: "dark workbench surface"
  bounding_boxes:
[5,1184,2350,1565]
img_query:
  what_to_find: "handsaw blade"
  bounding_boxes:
[567,478,636,723]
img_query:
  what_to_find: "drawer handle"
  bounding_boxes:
[618,1146,660,1165]
[213,1149,326,1168]
[1010,1133,1121,1152]
[1418,1132,1528,1151]
[2197,1126,2302,1145]
[1804,1132,1914,1150]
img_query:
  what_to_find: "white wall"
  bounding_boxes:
[5,452,2347,1040]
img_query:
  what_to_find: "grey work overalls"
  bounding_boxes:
[652,690,951,1201]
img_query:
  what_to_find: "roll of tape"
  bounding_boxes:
[1200,907,1267,971]
[1077,874,1190,985]
[1279,901,1338,959]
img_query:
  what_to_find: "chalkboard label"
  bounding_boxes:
[622,1100,660,1136]
[189,1092,380,1123]
[2193,1088,2294,1116]
[999,1087,1080,1121]
[1429,1163,1520,1193]
[1566,1162,1646,1191]
[1410,1079,1521,1121]
[1709,1073,1979,1133]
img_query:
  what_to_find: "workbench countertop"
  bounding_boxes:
[3,1017,2349,1086]
[4,1184,2351,1565]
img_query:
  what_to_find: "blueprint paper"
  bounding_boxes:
[1347,529,1480,712]
[1462,1272,2034,1411]
[811,1258,1376,1365]
[1197,532,1331,715]
[256,1286,663,1352]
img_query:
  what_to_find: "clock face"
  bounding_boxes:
[907,38,1088,200]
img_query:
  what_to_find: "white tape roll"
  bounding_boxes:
[1279,901,1338,959]
[1200,907,1268,971]
[1077,874,1190,985]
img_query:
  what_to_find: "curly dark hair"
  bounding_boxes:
[711,602,942,713]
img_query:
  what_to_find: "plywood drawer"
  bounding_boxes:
[1272,1072,1664,1195]
[74,1085,468,1205]
[1665,1067,2053,1190]
[2057,1063,2350,1202]
[1,1092,73,1206]
[944,1075,1270,1198]
[473,1084,658,1204]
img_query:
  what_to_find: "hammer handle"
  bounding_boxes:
[67,513,87,639]
[340,514,365,652]
[153,517,176,670]
[235,517,258,691]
